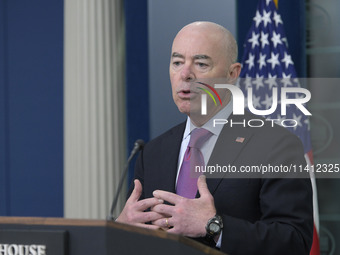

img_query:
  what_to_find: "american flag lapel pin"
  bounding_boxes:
[235,137,245,143]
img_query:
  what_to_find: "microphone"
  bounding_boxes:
[107,139,145,221]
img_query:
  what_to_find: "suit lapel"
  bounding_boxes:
[155,115,255,197]
[158,122,186,193]
[206,114,255,195]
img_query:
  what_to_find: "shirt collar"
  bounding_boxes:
[182,98,233,140]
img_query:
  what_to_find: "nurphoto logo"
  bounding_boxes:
[194,80,312,128]
[200,83,311,116]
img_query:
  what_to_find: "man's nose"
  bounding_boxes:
[180,64,195,82]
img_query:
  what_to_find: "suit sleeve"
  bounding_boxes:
[220,133,313,255]
[127,150,146,200]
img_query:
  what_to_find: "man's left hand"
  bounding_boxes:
[151,175,216,237]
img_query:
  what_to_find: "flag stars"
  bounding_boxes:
[282,73,292,87]
[253,74,264,90]
[304,118,311,131]
[262,10,272,27]
[240,0,312,152]
[260,32,270,48]
[282,52,294,69]
[252,95,262,109]
[267,52,280,69]
[265,75,278,89]
[253,10,262,28]
[258,53,267,69]
[273,11,283,27]
[266,0,272,6]
[271,31,283,48]
[244,74,253,88]
[282,37,289,48]
[248,32,260,49]
[293,113,303,130]
[245,53,255,70]
[275,114,287,126]
[262,94,274,109]
[292,78,299,83]
[282,72,292,78]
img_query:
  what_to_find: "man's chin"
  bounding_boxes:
[178,105,201,116]
[178,107,191,116]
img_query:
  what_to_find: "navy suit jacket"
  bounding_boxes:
[131,111,313,255]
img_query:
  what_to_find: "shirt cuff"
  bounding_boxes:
[216,231,222,248]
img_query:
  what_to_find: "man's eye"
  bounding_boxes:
[197,62,208,68]
[173,61,181,66]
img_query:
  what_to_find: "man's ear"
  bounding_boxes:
[227,63,242,83]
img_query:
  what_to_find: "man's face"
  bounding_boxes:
[169,25,230,116]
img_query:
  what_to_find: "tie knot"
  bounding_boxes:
[189,128,213,149]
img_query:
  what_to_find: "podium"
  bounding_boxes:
[0,217,226,255]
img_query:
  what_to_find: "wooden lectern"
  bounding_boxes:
[0,217,226,255]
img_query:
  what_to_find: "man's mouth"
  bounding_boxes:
[177,89,198,99]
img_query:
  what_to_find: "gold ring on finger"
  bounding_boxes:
[165,218,170,228]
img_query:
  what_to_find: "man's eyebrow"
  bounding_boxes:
[171,53,211,60]
[172,52,184,58]
[193,54,211,60]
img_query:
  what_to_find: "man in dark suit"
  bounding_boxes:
[117,21,313,254]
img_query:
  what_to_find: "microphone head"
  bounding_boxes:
[135,139,145,149]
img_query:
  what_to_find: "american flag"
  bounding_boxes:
[238,0,320,254]
[235,137,245,143]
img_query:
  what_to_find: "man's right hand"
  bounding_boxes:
[116,179,165,229]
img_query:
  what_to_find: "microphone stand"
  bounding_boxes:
[107,139,145,221]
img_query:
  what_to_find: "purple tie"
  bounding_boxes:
[176,128,213,198]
